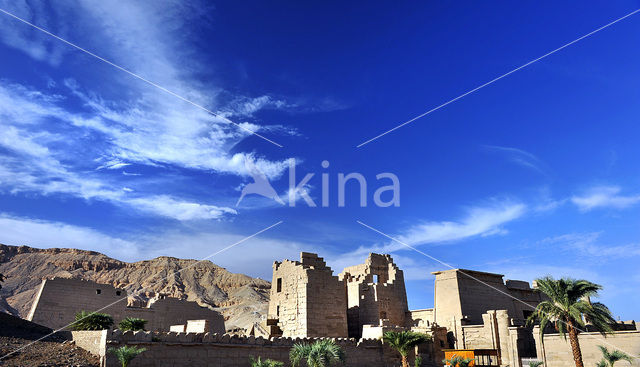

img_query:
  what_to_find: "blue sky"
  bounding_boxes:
[0,1,639,320]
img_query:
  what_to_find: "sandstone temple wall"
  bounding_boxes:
[454,310,640,367]
[432,269,542,336]
[534,328,640,367]
[99,330,403,367]
[27,278,225,333]
[268,252,348,338]
[339,253,409,339]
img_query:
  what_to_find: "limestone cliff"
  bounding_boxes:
[0,244,269,332]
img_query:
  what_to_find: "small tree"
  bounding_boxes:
[597,345,633,367]
[443,354,474,367]
[528,361,544,367]
[414,355,423,367]
[72,310,114,330]
[290,339,345,367]
[119,317,148,331]
[250,356,284,367]
[527,277,615,367]
[383,331,431,367]
[109,346,146,367]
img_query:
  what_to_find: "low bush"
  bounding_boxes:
[71,310,114,331]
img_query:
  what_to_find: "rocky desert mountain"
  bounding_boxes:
[0,244,271,332]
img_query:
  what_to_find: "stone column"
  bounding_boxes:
[532,326,546,366]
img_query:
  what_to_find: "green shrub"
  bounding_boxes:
[118,317,148,331]
[290,339,345,367]
[109,346,146,367]
[250,356,284,367]
[71,310,114,330]
[597,345,633,367]
[415,355,423,367]
[383,331,431,367]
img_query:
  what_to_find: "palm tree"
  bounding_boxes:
[527,277,615,367]
[597,345,633,367]
[109,346,146,367]
[383,331,431,367]
[118,317,148,331]
[71,310,114,330]
[443,354,474,367]
[250,356,284,367]
[290,339,345,367]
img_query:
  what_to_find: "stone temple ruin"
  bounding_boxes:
[27,277,225,333]
[265,252,540,343]
[340,253,409,339]
[261,252,639,367]
[13,252,640,366]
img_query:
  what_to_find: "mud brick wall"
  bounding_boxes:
[70,330,108,358]
[27,278,225,333]
[104,331,401,367]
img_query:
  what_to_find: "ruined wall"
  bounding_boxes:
[27,278,224,333]
[432,269,542,334]
[102,330,401,367]
[339,253,409,338]
[70,330,108,359]
[534,328,640,367]
[408,308,435,328]
[28,278,127,329]
[268,252,348,337]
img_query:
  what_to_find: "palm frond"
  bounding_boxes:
[290,339,344,367]
[597,345,634,367]
[532,277,614,339]
[383,331,431,357]
[109,346,146,367]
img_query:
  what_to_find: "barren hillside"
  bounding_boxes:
[0,244,270,332]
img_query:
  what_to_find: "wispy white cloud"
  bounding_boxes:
[396,201,526,246]
[483,145,547,175]
[340,200,527,273]
[63,79,290,179]
[571,186,640,211]
[221,95,297,118]
[95,158,131,171]
[0,88,237,221]
[0,0,305,219]
[127,195,237,221]
[537,232,640,258]
[0,1,70,65]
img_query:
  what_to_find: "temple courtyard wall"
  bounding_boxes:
[27,278,225,333]
[534,328,640,367]
[74,330,406,367]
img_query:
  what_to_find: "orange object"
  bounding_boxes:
[443,350,476,366]
[442,349,499,367]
